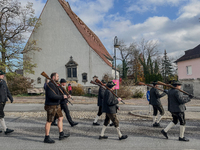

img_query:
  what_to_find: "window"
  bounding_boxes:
[68,68,71,78]
[186,66,192,75]
[72,68,77,77]
[82,73,87,83]
[37,77,41,84]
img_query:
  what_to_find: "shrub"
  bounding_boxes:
[133,90,144,98]
[6,73,33,95]
[69,85,85,96]
[117,86,133,99]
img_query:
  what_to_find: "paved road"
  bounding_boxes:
[0,117,199,150]
[4,103,200,112]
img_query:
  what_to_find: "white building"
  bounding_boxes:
[24,0,119,89]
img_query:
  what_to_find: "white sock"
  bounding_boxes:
[94,115,99,123]
[156,115,163,123]
[0,118,7,131]
[100,125,107,136]
[153,116,157,123]
[164,122,175,132]
[116,127,122,138]
[180,125,185,138]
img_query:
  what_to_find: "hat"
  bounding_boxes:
[101,79,107,84]
[172,81,182,86]
[107,81,116,88]
[151,81,157,85]
[60,78,67,83]
[0,70,5,75]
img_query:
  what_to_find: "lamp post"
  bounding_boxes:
[114,36,120,94]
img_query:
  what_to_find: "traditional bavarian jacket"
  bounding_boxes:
[0,79,13,103]
[102,89,119,114]
[168,88,191,113]
[149,87,166,106]
[97,87,105,106]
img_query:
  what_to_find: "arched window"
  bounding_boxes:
[37,77,41,84]
[65,56,78,82]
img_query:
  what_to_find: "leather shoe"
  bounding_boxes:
[179,137,189,142]
[4,128,14,135]
[51,122,57,126]
[161,130,168,139]
[110,123,114,126]
[93,122,100,126]
[44,136,55,143]
[119,135,128,140]
[71,122,78,127]
[0,130,2,133]
[99,135,108,139]
[153,122,160,127]
[59,132,70,140]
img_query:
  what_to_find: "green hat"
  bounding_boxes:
[101,79,107,84]
[107,81,116,88]
[0,70,5,75]
[172,81,182,86]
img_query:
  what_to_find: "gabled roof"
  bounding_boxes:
[58,0,113,67]
[175,44,200,63]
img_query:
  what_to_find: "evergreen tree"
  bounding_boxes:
[161,50,173,83]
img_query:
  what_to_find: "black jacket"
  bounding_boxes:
[97,87,105,106]
[149,87,166,106]
[102,89,119,114]
[60,86,68,105]
[45,81,64,105]
[0,79,13,103]
[168,88,191,112]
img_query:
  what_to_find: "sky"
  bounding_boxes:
[19,0,200,59]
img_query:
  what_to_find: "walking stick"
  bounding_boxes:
[41,71,73,105]
[138,82,164,92]
[157,81,190,95]
[95,79,125,104]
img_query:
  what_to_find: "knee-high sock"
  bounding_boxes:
[156,115,163,123]
[180,125,185,138]
[164,122,175,132]
[100,125,107,136]
[0,118,7,131]
[153,116,157,123]
[116,127,122,138]
[94,115,99,123]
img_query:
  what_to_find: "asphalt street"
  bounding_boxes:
[0,116,199,150]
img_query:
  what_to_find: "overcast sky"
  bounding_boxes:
[20,0,200,59]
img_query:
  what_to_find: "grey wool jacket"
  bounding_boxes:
[0,79,13,103]
[149,87,166,106]
[97,87,105,106]
[168,88,191,113]
[102,89,119,114]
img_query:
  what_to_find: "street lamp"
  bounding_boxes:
[114,36,120,94]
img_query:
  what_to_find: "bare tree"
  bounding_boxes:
[0,0,41,73]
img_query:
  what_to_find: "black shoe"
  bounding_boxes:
[44,136,55,143]
[99,135,108,139]
[119,135,128,140]
[4,128,14,135]
[179,137,189,142]
[153,122,160,127]
[110,123,114,126]
[0,130,2,133]
[59,132,70,140]
[71,122,78,127]
[93,122,100,126]
[51,122,57,126]
[161,130,168,139]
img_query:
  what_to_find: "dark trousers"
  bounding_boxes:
[97,106,103,116]
[103,113,119,128]
[153,105,165,116]
[0,102,6,118]
[171,112,186,125]
[53,103,74,125]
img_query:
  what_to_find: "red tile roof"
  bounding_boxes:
[175,44,200,63]
[58,0,113,67]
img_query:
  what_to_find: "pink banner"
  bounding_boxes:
[112,80,119,89]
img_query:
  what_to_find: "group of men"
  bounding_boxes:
[149,81,193,142]
[0,70,194,143]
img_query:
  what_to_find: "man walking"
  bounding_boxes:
[99,81,128,140]
[93,80,106,126]
[52,78,78,127]
[44,73,70,143]
[150,81,167,127]
[0,70,14,134]
[161,81,193,142]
